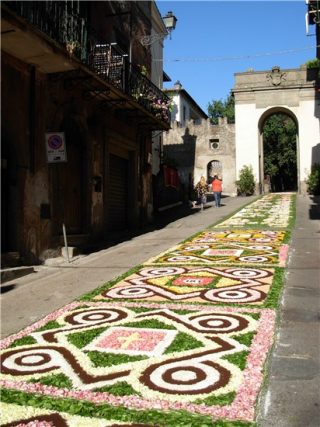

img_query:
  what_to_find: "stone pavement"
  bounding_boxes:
[1,194,319,427]
[257,194,320,427]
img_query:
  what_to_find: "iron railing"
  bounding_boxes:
[4,1,88,60]
[88,44,171,123]
[128,64,171,123]
[3,1,171,125]
[88,43,127,91]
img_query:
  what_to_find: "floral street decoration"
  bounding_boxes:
[91,265,277,307]
[1,193,294,425]
[143,240,289,267]
[214,193,295,229]
[189,230,288,245]
[1,401,129,427]
[0,302,275,424]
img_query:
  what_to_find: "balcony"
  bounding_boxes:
[89,44,172,125]
[1,1,171,129]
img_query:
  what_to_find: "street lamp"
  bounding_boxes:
[140,11,177,46]
[162,11,178,38]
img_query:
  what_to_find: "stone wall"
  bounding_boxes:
[163,117,237,197]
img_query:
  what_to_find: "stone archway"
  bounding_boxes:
[207,160,222,183]
[258,107,298,193]
[233,66,319,194]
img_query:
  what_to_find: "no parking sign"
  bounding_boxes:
[45,132,67,163]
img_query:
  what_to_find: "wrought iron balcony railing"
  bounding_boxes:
[3,1,171,126]
[129,64,172,124]
[88,43,127,91]
[4,1,88,60]
[88,44,171,123]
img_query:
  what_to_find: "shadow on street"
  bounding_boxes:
[0,284,16,294]
[80,202,202,255]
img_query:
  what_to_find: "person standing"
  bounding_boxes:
[212,174,223,207]
[195,176,209,211]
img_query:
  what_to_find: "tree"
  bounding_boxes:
[262,114,297,192]
[207,93,235,124]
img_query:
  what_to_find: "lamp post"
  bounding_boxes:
[306,0,320,58]
[140,11,177,46]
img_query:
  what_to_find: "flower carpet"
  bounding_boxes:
[142,233,289,267]
[0,193,295,426]
[213,194,293,229]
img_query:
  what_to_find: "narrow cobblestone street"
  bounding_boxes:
[1,194,319,426]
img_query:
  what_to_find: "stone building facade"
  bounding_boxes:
[163,117,236,198]
[1,1,170,265]
[163,82,236,200]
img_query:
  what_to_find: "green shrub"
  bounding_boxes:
[305,59,320,79]
[236,165,256,196]
[306,163,320,195]
[305,58,320,69]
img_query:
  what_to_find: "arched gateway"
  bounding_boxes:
[232,66,320,194]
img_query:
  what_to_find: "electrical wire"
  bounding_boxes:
[153,45,319,63]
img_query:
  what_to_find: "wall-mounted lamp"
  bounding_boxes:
[162,11,178,38]
[140,11,177,46]
[306,0,320,33]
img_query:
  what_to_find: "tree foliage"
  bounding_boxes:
[207,94,235,124]
[263,114,297,192]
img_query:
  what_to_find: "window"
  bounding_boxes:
[209,138,220,150]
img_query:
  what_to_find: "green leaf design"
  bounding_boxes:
[68,327,107,348]
[264,267,285,309]
[165,332,204,353]
[87,351,147,367]
[94,381,140,396]
[121,319,176,330]
[9,336,37,347]
[29,372,73,389]
[233,332,256,347]
[223,351,249,371]
[1,389,256,426]
[195,391,236,406]
[36,320,61,331]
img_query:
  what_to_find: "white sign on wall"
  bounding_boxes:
[45,132,67,163]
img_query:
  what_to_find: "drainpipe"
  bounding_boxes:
[29,65,36,175]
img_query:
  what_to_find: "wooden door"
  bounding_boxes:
[51,122,86,235]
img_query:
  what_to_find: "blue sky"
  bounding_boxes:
[157,1,317,113]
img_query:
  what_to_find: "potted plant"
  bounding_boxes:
[306,163,320,195]
[236,165,256,196]
[306,58,320,81]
